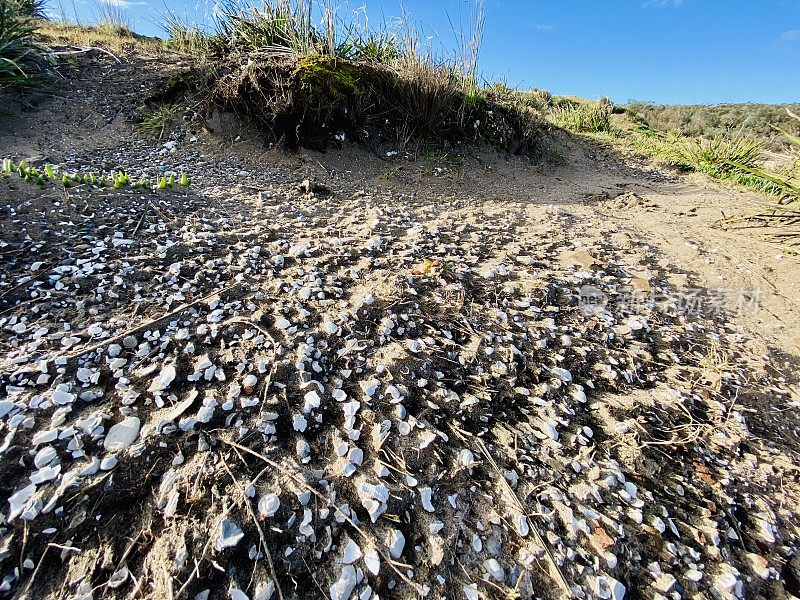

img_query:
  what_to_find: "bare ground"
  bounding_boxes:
[1,52,799,600]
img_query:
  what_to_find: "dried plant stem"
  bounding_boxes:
[220,454,285,600]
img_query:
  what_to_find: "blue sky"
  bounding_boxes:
[60,0,800,104]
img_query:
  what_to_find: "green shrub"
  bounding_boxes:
[625,101,800,152]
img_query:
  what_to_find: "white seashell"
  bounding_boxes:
[551,367,572,382]
[296,439,311,460]
[149,365,176,392]
[429,521,445,534]
[76,368,94,383]
[627,317,645,330]
[164,490,179,517]
[293,414,308,432]
[52,389,75,405]
[303,390,321,413]
[101,456,118,470]
[347,447,363,465]
[229,589,248,600]
[323,321,339,335]
[332,389,347,402]
[104,417,141,451]
[78,457,101,476]
[8,483,36,520]
[107,566,129,589]
[407,339,424,353]
[254,581,276,600]
[242,374,258,394]
[342,539,362,564]
[30,465,60,484]
[420,487,434,512]
[362,380,379,398]
[364,548,380,575]
[541,421,559,441]
[686,568,703,582]
[458,449,477,467]
[387,529,405,559]
[385,385,402,403]
[329,565,357,600]
[258,493,281,518]
[34,446,57,469]
[483,558,504,581]
[215,519,244,551]
[516,515,530,537]
[299,509,314,537]
[463,583,480,600]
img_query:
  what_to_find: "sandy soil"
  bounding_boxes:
[1,51,799,600]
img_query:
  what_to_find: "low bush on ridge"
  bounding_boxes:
[161,0,555,155]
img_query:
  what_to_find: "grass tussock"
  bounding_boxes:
[0,0,51,88]
[551,98,613,134]
[717,109,800,247]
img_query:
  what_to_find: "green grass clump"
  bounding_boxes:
[0,0,51,88]
[207,0,552,154]
[551,98,613,134]
[673,135,763,178]
[726,109,800,199]
[139,104,177,138]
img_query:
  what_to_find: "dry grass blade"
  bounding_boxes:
[458,432,572,597]
[220,454,285,600]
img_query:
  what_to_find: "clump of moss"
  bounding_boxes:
[294,54,359,95]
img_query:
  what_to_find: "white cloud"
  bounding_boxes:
[643,0,683,7]
[98,0,148,6]
[780,29,800,42]
[534,24,555,31]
